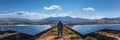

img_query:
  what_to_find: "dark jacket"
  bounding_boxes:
[57,21,63,30]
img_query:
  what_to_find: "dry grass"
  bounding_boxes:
[0,32,18,39]
[36,26,83,40]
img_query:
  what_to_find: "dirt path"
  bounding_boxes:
[36,26,82,40]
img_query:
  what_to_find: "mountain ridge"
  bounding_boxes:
[0,16,120,23]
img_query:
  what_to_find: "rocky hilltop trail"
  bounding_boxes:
[36,25,83,40]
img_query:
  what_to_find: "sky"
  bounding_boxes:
[0,0,120,19]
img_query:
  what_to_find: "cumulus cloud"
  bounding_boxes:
[83,7,95,11]
[0,11,105,19]
[0,11,41,19]
[80,16,105,19]
[0,11,72,19]
[44,5,61,10]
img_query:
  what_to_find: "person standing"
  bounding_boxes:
[57,21,63,38]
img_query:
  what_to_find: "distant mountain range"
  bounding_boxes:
[101,17,120,21]
[39,16,91,23]
[0,16,120,23]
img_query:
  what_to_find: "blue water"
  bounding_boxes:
[1,24,120,35]
[0,25,51,35]
[70,24,120,35]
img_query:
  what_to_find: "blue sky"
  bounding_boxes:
[0,0,120,19]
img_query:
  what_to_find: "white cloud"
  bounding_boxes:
[0,11,105,19]
[83,7,95,11]
[0,11,41,19]
[0,11,72,19]
[80,16,105,19]
[44,5,61,10]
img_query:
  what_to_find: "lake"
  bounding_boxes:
[0,25,51,35]
[69,24,120,35]
[0,24,120,35]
